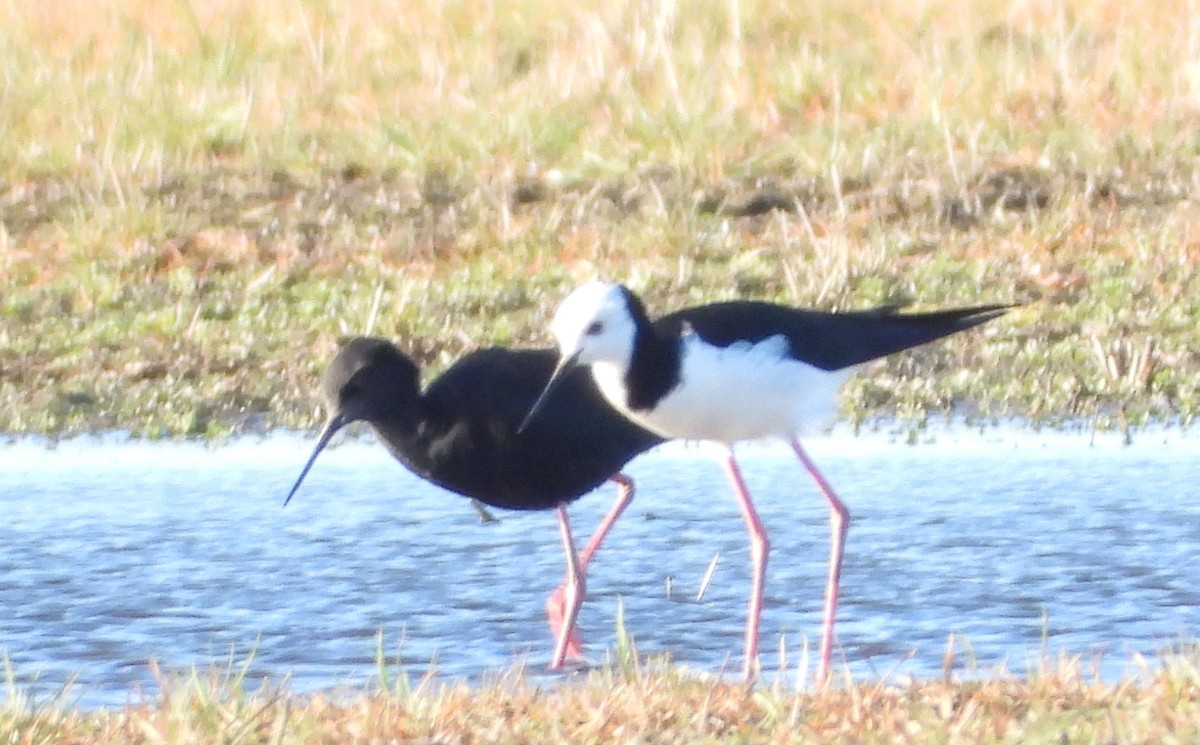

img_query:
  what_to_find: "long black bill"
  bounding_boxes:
[517,351,580,434]
[283,412,349,507]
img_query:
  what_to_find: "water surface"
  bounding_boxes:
[2,425,1198,707]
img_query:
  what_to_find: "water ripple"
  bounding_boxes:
[1,427,1198,707]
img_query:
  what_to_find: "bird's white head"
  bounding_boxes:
[517,280,642,434]
[549,280,640,371]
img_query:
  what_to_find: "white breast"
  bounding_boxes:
[593,334,857,444]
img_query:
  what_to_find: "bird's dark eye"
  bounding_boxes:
[585,321,604,335]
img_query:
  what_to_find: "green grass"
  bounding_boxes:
[2,0,1199,437]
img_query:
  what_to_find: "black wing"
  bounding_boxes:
[419,347,662,510]
[657,301,1010,371]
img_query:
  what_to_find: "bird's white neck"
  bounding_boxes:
[591,361,635,415]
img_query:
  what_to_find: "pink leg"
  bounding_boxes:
[546,475,636,662]
[580,474,636,568]
[789,437,850,685]
[719,452,770,680]
[549,504,584,669]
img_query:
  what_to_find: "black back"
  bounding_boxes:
[323,338,663,511]
[656,301,1009,372]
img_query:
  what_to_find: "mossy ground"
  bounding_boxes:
[2,0,1198,437]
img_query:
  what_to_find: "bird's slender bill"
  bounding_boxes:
[517,351,580,434]
[283,412,349,506]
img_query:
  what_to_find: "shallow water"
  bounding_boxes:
[1,425,1198,708]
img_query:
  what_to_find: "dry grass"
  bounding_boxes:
[2,0,1199,435]
[5,649,1200,743]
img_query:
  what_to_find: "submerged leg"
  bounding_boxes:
[549,504,584,669]
[789,437,850,685]
[719,451,770,680]
[546,474,636,660]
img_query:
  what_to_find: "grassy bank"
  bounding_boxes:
[6,649,1200,743]
[2,0,1199,437]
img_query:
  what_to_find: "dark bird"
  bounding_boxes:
[286,336,663,667]
[523,281,1011,681]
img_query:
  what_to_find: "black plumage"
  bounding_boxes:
[659,300,1010,371]
[284,336,663,669]
[287,337,662,511]
[614,284,1009,413]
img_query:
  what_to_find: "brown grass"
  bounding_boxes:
[6,650,1200,743]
